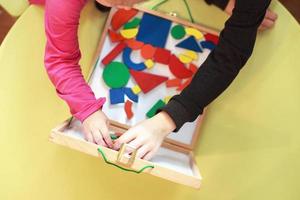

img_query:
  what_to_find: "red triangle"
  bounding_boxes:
[130,70,168,94]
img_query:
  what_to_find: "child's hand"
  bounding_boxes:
[225,0,278,31]
[113,112,176,160]
[82,110,113,148]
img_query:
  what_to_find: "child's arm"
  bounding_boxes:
[205,0,277,30]
[44,0,112,147]
[114,0,272,159]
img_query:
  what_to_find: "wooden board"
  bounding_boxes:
[50,119,202,188]
[50,7,220,188]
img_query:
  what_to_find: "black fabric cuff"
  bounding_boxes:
[158,99,191,132]
[204,0,229,10]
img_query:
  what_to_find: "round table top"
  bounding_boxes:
[0,0,299,199]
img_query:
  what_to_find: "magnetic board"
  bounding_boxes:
[69,8,219,149]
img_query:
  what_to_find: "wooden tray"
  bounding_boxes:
[50,7,219,189]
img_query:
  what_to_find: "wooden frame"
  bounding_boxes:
[50,120,202,188]
[50,7,220,189]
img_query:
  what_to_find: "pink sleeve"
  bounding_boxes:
[44,0,106,122]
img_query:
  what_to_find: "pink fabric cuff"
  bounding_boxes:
[74,97,106,122]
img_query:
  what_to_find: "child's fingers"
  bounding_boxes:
[91,128,107,147]
[143,150,156,161]
[84,130,95,143]
[99,125,113,148]
[136,145,151,159]
[261,18,275,28]
[113,129,136,150]
[265,9,278,21]
[126,137,145,154]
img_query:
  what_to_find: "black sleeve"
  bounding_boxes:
[161,0,271,131]
[204,0,230,10]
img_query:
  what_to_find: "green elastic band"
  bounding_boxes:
[152,0,169,10]
[151,0,195,23]
[182,0,195,23]
[97,148,154,174]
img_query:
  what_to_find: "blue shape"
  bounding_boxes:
[200,41,216,50]
[176,36,203,52]
[123,47,146,71]
[109,88,124,104]
[136,13,172,48]
[124,87,139,103]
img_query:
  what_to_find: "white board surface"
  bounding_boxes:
[86,10,212,147]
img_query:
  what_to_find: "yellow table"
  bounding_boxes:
[0,0,300,199]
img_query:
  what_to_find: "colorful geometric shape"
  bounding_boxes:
[178,54,193,64]
[171,25,186,39]
[131,85,141,94]
[164,96,172,104]
[146,99,166,118]
[200,40,216,50]
[176,36,203,52]
[168,55,193,79]
[136,13,172,48]
[166,78,182,88]
[130,70,168,94]
[124,100,134,120]
[125,39,144,50]
[141,44,156,59]
[177,78,192,91]
[145,59,154,69]
[102,42,126,66]
[111,9,138,31]
[108,29,124,43]
[109,88,125,104]
[184,50,198,60]
[124,17,141,29]
[204,33,219,45]
[189,63,198,74]
[124,87,139,103]
[153,48,171,65]
[103,62,130,88]
[185,27,203,40]
[122,47,146,71]
[120,28,139,39]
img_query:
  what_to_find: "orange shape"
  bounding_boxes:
[141,44,156,59]
[125,39,144,50]
[124,100,133,120]
[166,78,182,88]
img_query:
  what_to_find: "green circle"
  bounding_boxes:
[102,61,130,88]
[171,25,186,40]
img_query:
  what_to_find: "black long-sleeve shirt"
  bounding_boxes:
[205,0,230,10]
[161,0,271,131]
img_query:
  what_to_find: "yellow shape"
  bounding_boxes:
[131,85,141,94]
[144,59,154,68]
[185,27,204,40]
[184,50,198,60]
[120,28,138,39]
[179,54,193,64]
[164,96,172,104]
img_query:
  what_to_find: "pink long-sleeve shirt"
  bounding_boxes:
[44,0,106,122]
